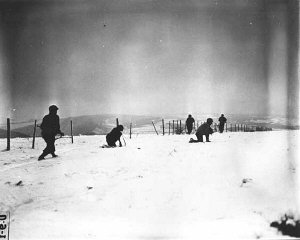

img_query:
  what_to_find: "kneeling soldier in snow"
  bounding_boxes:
[106,125,124,147]
[38,105,64,160]
[189,118,214,143]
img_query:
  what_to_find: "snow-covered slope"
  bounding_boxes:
[0,131,299,239]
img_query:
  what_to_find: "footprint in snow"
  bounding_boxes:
[240,178,253,187]
[23,199,34,205]
[15,181,24,186]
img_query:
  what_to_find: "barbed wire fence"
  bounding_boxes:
[1,117,273,151]
[122,118,272,138]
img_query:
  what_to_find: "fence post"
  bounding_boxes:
[7,118,10,151]
[71,120,74,144]
[226,123,227,132]
[169,121,170,135]
[32,120,37,149]
[179,120,182,134]
[116,118,119,127]
[152,121,159,135]
[162,119,165,135]
[130,123,132,139]
[172,120,175,135]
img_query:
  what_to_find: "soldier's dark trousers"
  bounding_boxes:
[196,132,209,142]
[41,135,56,157]
[187,126,193,134]
[219,124,225,133]
[106,135,117,147]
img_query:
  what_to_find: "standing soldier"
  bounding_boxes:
[189,118,214,143]
[218,114,227,133]
[185,114,195,134]
[38,105,64,160]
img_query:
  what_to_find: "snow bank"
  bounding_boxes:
[0,131,299,239]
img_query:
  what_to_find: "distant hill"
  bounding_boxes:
[6,114,162,138]
[224,114,299,130]
[0,128,30,138]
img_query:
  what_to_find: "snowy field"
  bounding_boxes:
[0,130,299,240]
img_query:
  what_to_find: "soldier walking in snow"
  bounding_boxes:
[106,125,124,147]
[218,114,227,133]
[38,105,64,160]
[185,114,195,134]
[189,118,214,143]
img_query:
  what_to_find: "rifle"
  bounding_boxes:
[122,135,127,146]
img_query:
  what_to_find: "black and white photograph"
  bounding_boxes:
[0,0,299,239]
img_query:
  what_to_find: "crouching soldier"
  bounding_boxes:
[38,105,64,160]
[189,118,213,143]
[106,125,124,147]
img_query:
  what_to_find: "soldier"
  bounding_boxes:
[189,118,213,143]
[218,114,227,133]
[185,114,195,134]
[106,125,124,147]
[38,105,64,160]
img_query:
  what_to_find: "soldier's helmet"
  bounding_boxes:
[207,118,213,124]
[117,125,124,131]
[49,105,59,112]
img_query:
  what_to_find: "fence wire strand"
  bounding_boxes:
[1,117,273,151]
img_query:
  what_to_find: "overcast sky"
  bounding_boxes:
[0,0,298,122]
